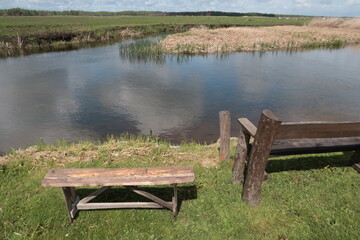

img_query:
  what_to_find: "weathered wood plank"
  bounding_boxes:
[77,202,168,210]
[219,111,231,161]
[78,186,111,205]
[232,127,250,185]
[238,118,257,137]
[71,196,80,219]
[62,187,76,222]
[172,184,178,217]
[43,176,195,187]
[126,186,172,210]
[270,137,360,156]
[242,110,281,206]
[42,166,195,187]
[45,166,193,178]
[69,187,77,202]
[276,121,360,140]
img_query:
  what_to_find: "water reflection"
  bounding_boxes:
[0,40,360,152]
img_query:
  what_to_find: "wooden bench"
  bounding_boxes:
[232,110,360,206]
[42,166,195,222]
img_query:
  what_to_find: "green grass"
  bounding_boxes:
[0,137,359,239]
[0,16,307,35]
[301,39,346,49]
[0,15,308,55]
[119,39,165,63]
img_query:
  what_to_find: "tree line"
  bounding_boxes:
[0,8,276,17]
[167,11,276,17]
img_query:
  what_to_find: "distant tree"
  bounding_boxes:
[0,8,277,17]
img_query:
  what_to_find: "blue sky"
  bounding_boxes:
[0,0,359,17]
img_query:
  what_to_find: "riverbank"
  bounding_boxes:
[0,15,307,57]
[0,136,359,239]
[160,18,360,54]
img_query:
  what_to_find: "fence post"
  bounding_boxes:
[219,111,231,162]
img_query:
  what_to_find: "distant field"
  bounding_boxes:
[0,16,307,29]
[0,15,308,56]
[0,16,307,35]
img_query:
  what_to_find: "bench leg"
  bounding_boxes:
[61,187,79,222]
[232,128,250,185]
[351,150,360,173]
[76,186,179,217]
[172,184,178,218]
[242,111,281,206]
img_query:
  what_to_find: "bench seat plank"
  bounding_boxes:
[42,166,195,187]
[276,121,360,140]
[270,137,360,156]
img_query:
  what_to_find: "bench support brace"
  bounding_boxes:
[61,184,179,222]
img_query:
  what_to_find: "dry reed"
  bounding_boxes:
[0,137,222,168]
[160,24,360,54]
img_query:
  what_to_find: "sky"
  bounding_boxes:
[0,0,359,17]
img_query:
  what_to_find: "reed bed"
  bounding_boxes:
[160,24,360,54]
[119,39,165,63]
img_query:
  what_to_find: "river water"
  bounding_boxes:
[0,40,360,152]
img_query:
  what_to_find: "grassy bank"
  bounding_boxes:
[160,18,360,54]
[0,16,307,56]
[0,136,359,239]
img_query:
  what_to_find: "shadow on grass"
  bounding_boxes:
[266,152,354,173]
[75,185,197,214]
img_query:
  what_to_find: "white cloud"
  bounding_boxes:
[0,0,358,16]
[295,0,311,8]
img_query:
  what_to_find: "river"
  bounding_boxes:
[0,39,360,152]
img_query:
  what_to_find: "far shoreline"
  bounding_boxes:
[0,15,306,57]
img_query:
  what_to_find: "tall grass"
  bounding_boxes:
[119,39,165,64]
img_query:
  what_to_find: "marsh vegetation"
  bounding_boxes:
[119,39,165,63]
[0,15,306,56]
[160,18,360,54]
